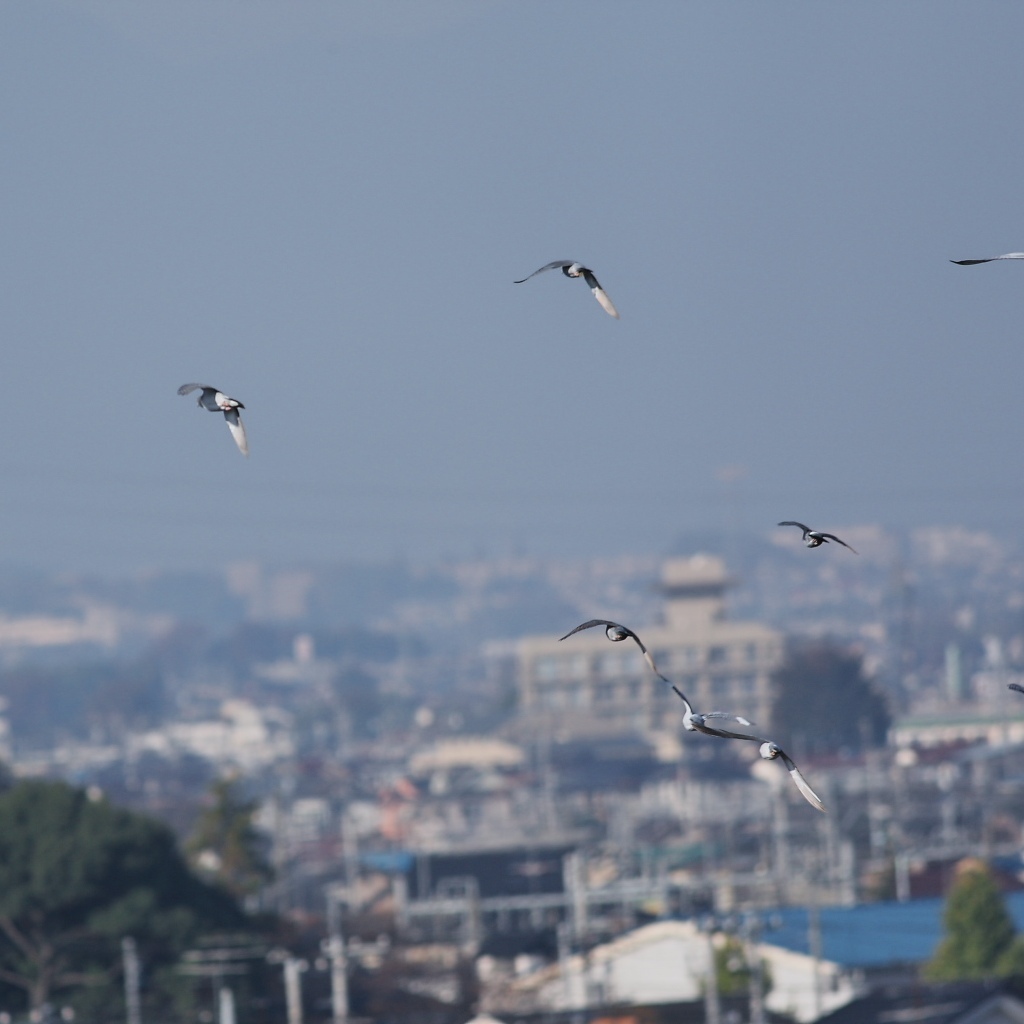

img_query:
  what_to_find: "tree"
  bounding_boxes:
[0,779,245,1014]
[771,643,890,755]
[186,778,274,900]
[714,935,772,997]
[925,859,1024,980]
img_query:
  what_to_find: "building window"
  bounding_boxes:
[535,657,559,681]
[673,647,698,668]
[708,646,728,665]
[567,654,589,679]
[600,652,629,677]
[731,675,757,699]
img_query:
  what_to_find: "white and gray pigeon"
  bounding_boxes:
[951,253,1024,265]
[668,685,826,812]
[560,619,669,684]
[177,383,249,457]
[778,521,857,554]
[514,261,619,318]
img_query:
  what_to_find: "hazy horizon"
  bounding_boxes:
[4,2,1024,573]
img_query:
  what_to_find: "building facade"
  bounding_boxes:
[517,555,783,740]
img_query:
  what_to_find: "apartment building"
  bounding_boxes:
[517,555,782,740]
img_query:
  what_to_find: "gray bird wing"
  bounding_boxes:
[177,383,211,396]
[777,749,826,812]
[514,261,574,284]
[559,619,669,683]
[819,533,858,554]
[223,408,249,457]
[778,521,811,536]
[693,717,763,743]
[703,711,755,727]
[951,253,1024,265]
[638,648,671,685]
[581,269,620,319]
[670,685,694,716]
[1009,683,1024,696]
[559,619,622,641]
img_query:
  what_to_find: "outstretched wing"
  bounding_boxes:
[560,619,669,684]
[703,711,755,727]
[778,521,811,534]
[581,269,620,319]
[820,533,858,554]
[177,383,209,396]
[514,261,574,284]
[951,253,1024,265]
[776,749,826,812]
[1009,683,1024,696]
[224,408,249,457]
[559,619,621,641]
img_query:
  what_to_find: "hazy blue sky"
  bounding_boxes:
[3,1,1024,571]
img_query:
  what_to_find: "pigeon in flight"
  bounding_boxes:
[177,384,249,457]
[950,253,1024,265]
[559,619,669,683]
[778,522,857,554]
[668,684,825,812]
[514,261,619,318]
[669,682,756,739]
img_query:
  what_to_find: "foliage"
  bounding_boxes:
[0,779,246,1015]
[186,778,274,900]
[771,643,890,754]
[925,859,1024,980]
[713,935,772,997]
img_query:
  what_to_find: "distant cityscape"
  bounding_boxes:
[2,525,1024,1021]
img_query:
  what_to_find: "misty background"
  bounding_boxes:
[0,1,1022,573]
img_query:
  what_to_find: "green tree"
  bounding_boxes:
[0,779,245,1015]
[186,778,274,900]
[926,859,1024,980]
[713,935,772,997]
[771,644,890,755]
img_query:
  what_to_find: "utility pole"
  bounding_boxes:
[267,950,308,1024]
[808,903,823,1021]
[283,957,307,1024]
[745,917,766,1024]
[326,891,349,1024]
[702,924,721,1024]
[895,852,911,902]
[218,987,236,1024]
[122,937,141,1024]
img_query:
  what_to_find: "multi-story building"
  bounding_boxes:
[516,555,783,740]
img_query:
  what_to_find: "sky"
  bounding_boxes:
[2,1,1024,572]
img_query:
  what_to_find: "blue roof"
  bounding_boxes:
[761,891,1024,968]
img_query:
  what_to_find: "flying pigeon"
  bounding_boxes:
[514,261,619,318]
[559,619,669,684]
[177,383,249,457]
[950,253,1024,265]
[778,521,857,554]
[668,684,825,812]
[669,683,757,739]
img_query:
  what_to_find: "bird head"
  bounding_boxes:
[759,741,780,761]
[605,626,629,643]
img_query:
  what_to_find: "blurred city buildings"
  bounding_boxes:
[1,526,1024,1019]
